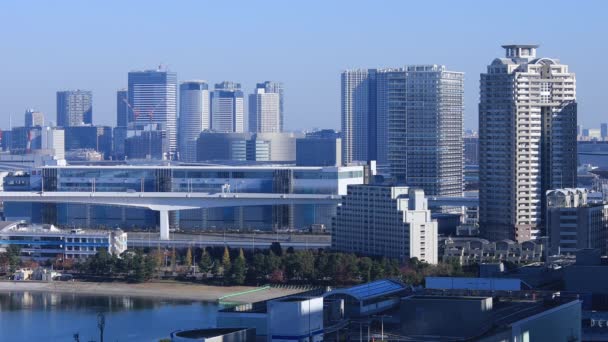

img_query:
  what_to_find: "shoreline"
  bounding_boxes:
[0,280,303,303]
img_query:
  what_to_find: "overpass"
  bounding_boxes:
[0,191,342,240]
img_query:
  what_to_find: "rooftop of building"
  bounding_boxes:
[324,279,408,301]
[172,328,251,339]
[42,164,360,171]
[0,221,124,236]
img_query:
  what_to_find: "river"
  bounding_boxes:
[0,291,219,341]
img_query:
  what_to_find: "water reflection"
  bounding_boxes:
[0,291,195,313]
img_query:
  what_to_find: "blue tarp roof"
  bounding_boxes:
[324,279,405,301]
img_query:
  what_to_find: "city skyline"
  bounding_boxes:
[1,1,606,131]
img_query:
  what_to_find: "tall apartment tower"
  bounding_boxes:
[479,45,577,242]
[341,69,377,165]
[379,66,464,196]
[128,69,178,158]
[25,109,44,127]
[211,82,244,133]
[179,81,210,162]
[248,84,281,133]
[116,89,128,127]
[56,90,92,127]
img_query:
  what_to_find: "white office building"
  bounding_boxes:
[249,85,281,133]
[332,185,438,264]
[179,81,210,162]
[479,45,577,242]
[41,126,65,160]
[212,82,244,133]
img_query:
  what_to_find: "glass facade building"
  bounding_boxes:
[33,165,366,231]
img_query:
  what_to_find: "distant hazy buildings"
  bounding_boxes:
[464,136,479,165]
[479,45,577,242]
[211,82,244,133]
[24,109,44,128]
[332,185,438,264]
[196,132,301,163]
[602,123,608,139]
[256,81,284,131]
[41,126,65,160]
[56,90,92,127]
[546,188,608,256]
[128,69,178,158]
[249,83,281,133]
[116,89,128,128]
[296,130,342,167]
[179,81,210,162]
[64,126,112,158]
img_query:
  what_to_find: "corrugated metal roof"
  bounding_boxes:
[324,279,405,301]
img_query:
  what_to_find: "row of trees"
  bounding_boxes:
[2,242,475,286]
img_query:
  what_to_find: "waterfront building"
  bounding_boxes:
[332,185,438,263]
[296,130,342,167]
[211,82,244,133]
[56,90,93,127]
[248,84,280,133]
[197,132,301,163]
[0,221,127,260]
[32,164,366,231]
[128,69,178,158]
[116,89,128,128]
[24,109,44,127]
[546,188,608,256]
[179,81,210,162]
[267,296,323,342]
[479,45,577,242]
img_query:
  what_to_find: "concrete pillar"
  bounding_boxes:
[159,210,170,240]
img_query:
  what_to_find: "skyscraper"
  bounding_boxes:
[24,109,44,127]
[179,81,210,162]
[379,66,464,196]
[128,69,178,158]
[211,82,244,133]
[256,81,284,131]
[340,69,377,165]
[479,45,577,242]
[116,89,128,128]
[601,123,608,139]
[248,84,281,133]
[56,90,92,127]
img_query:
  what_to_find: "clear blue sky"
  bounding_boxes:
[1,0,606,131]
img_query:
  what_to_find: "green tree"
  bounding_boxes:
[358,257,373,282]
[6,245,22,272]
[199,249,212,275]
[221,246,232,278]
[231,248,247,285]
[270,242,283,257]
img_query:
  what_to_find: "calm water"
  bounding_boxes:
[0,291,219,342]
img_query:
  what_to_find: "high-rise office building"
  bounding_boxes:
[211,82,244,133]
[179,81,210,162]
[379,66,464,196]
[25,109,44,127]
[41,126,65,160]
[116,89,128,128]
[341,69,377,165]
[479,45,577,242]
[255,81,284,131]
[56,90,92,127]
[332,185,438,264]
[249,84,281,133]
[128,69,178,158]
[602,123,608,139]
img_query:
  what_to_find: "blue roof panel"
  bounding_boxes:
[325,279,405,301]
